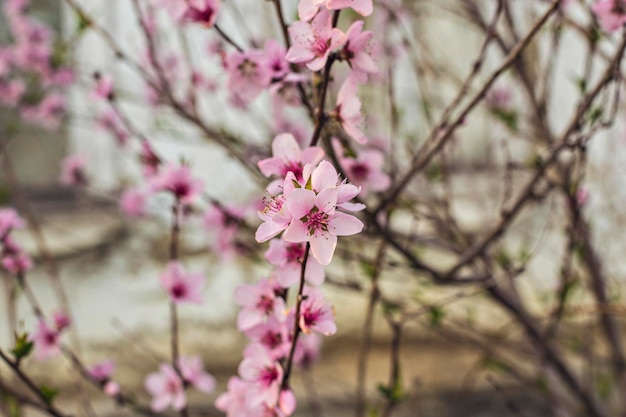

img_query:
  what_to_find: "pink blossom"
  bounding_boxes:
[96,110,129,147]
[59,155,88,186]
[294,333,322,368]
[244,316,291,360]
[31,320,61,361]
[298,0,373,21]
[238,343,283,407]
[256,193,293,243]
[0,79,25,106]
[203,204,243,260]
[215,376,251,417]
[337,145,390,196]
[258,133,324,180]
[150,163,204,203]
[0,208,25,237]
[592,0,626,32]
[279,389,297,416]
[234,278,287,331]
[486,86,513,110]
[159,261,205,304]
[178,355,216,393]
[286,9,346,71]
[1,252,32,274]
[139,141,161,177]
[265,239,325,287]
[91,74,114,101]
[1,236,32,275]
[225,49,272,103]
[283,186,363,265]
[145,363,186,412]
[52,310,71,332]
[22,93,65,131]
[271,73,308,111]
[341,21,377,83]
[182,0,221,27]
[104,381,120,397]
[335,77,367,144]
[88,359,115,381]
[265,39,290,80]
[299,287,336,335]
[120,188,149,218]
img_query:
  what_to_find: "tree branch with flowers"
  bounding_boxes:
[2,0,626,416]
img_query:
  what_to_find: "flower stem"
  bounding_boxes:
[282,242,311,389]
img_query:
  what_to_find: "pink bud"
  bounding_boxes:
[279,389,297,416]
[104,381,120,397]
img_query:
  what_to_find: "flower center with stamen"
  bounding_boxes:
[259,365,280,387]
[282,162,303,180]
[261,331,283,349]
[285,243,304,263]
[312,38,331,57]
[171,282,187,299]
[238,59,258,78]
[302,207,329,235]
[257,295,274,314]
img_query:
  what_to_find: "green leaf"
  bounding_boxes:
[39,386,58,405]
[428,306,445,327]
[588,106,604,124]
[490,108,519,132]
[426,164,442,182]
[367,407,380,417]
[76,12,91,34]
[495,250,512,270]
[10,333,33,360]
[482,356,510,373]
[360,261,376,280]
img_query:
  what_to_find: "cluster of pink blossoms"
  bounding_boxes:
[216,131,364,416]
[0,0,73,129]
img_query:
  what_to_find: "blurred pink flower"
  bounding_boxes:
[159,261,205,305]
[60,155,88,187]
[145,363,186,412]
[592,0,626,32]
